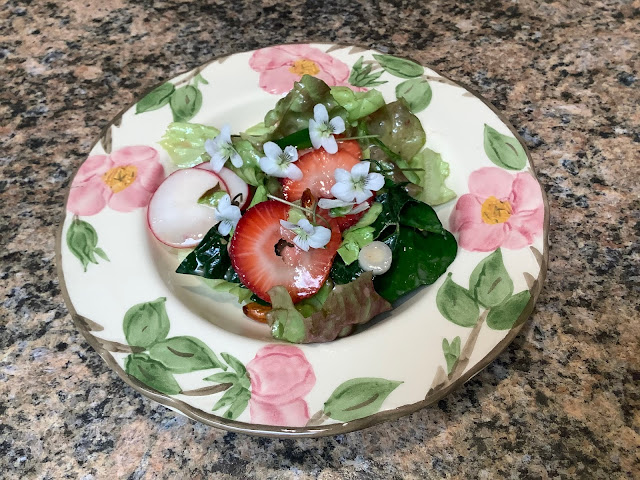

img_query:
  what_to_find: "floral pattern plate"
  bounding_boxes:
[57,44,549,437]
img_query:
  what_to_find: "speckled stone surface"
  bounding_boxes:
[1,0,639,478]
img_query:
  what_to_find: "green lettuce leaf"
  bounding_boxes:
[408,148,456,206]
[266,273,391,343]
[330,87,385,124]
[365,99,425,161]
[293,280,333,318]
[230,139,265,187]
[265,75,348,138]
[158,122,219,167]
[201,278,252,304]
[337,203,383,264]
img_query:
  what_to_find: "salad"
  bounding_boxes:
[147,74,458,343]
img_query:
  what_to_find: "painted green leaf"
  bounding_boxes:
[469,249,513,308]
[349,56,387,88]
[486,290,531,330]
[124,353,181,395]
[483,124,527,170]
[373,54,424,79]
[220,352,247,377]
[323,378,402,422]
[66,217,109,271]
[203,371,238,384]
[122,297,170,348]
[147,336,224,373]
[450,336,461,356]
[135,82,175,114]
[170,85,203,122]
[436,273,479,327]
[395,78,432,113]
[225,387,251,419]
[442,336,461,374]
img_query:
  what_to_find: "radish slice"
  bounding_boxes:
[196,163,250,210]
[147,168,225,248]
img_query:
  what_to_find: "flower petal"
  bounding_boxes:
[448,194,483,232]
[219,124,232,143]
[313,104,329,123]
[457,221,508,252]
[351,202,371,214]
[259,156,279,176]
[333,168,351,184]
[108,182,151,213]
[67,177,110,216]
[308,226,331,248]
[209,153,226,172]
[353,189,373,204]
[216,193,231,211]
[318,198,352,209]
[308,119,322,150]
[331,181,355,202]
[283,145,298,162]
[293,234,310,251]
[218,220,232,236]
[364,172,385,192]
[468,167,515,200]
[280,219,297,231]
[296,218,315,235]
[510,172,544,213]
[284,163,303,181]
[230,150,243,168]
[351,161,370,179]
[263,141,283,160]
[321,136,338,154]
[329,116,345,134]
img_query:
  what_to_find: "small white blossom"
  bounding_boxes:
[204,124,243,172]
[214,194,241,236]
[317,198,370,215]
[279,218,331,251]
[259,142,303,180]
[330,161,385,204]
[308,104,345,154]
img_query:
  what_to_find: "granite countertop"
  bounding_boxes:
[1,0,639,478]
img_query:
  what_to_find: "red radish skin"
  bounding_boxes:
[196,163,250,210]
[147,168,225,248]
[229,201,341,303]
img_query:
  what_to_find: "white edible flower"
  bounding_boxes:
[259,142,303,180]
[279,218,331,251]
[204,124,243,172]
[214,193,241,236]
[308,104,345,154]
[317,198,370,215]
[330,161,385,203]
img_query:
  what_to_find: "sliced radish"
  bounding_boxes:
[147,168,225,248]
[196,163,250,210]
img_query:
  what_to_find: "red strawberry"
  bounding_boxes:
[229,200,341,303]
[321,195,376,231]
[281,140,362,201]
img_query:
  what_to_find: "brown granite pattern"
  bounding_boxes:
[1,0,639,478]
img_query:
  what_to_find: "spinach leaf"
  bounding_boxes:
[175,226,235,279]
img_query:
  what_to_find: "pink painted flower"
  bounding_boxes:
[246,344,316,427]
[67,146,164,216]
[449,167,544,252]
[250,44,355,94]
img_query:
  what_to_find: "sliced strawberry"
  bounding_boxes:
[281,140,362,201]
[323,195,376,231]
[229,201,341,303]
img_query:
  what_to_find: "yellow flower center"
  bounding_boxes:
[481,196,512,224]
[289,59,320,76]
[102,165,137,193]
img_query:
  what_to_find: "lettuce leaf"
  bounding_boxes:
[337,203,383,264]
[201,279,252,304]
[365,99,426,160]
[158,122,219,167]
[230,139,266,187]
[266,273,391,343]
[265,75,348,138]
[330,87,385,124]
[408,148,457,206]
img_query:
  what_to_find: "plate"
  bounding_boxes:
[57,43,549,437]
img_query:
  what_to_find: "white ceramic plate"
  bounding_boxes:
[57,44,548,437]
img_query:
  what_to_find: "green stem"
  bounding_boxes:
[266,195,331,228]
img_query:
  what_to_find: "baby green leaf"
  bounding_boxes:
[170,85,203,122]
[395,78,432,113]
[436,274,479,327]
[407,148,456,206]
[201,278,252,304]
[373,54,424,79]
[158,122,219,168]
[330,87,385,123]
[123,297,170,348]
[323,377,402,421]
[469,249,513,308]
[124,353,181,395]
[483,124,527,170]
[486,290,531,330]
[148,336,224,373]
[136,82,175,114]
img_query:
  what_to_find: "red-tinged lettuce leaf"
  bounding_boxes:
[266,272,392,344]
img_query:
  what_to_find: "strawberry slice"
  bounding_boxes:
[229,200,341,303]
[321,196,376,231]
[281,140,362,201]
